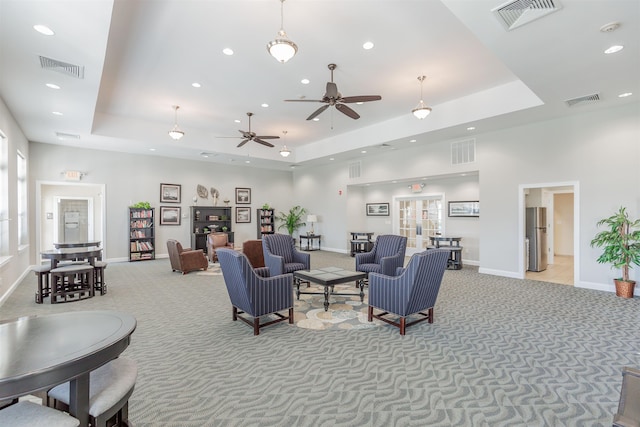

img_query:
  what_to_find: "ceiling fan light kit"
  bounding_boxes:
[280,145,291,157]
[267,0,297,63]
[412,76,432,119]
[168,105,184,140]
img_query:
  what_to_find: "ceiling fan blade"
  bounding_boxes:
[306,104,330,120]
[254,138,275,148]
[325,82,338,98]
[254,135,280,139]
[336,103,360,120]
[237,139,249,147]
[341,95,382,103]
[284,99,324,103]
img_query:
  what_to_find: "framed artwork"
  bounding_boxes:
[236,207,251,223]
[160,183,181,203]
[366,202,389,216]
[160,206,181,225]
[235,187,251,204]
[448,201,480,217]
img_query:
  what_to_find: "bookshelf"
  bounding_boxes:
[129,207,155,261]
[190,206,234,255]
[257,208,275,238]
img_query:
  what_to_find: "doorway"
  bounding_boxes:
[393,194,444,256]
[54,198,93,243]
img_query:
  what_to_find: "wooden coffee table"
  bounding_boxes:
[293,267,366,311]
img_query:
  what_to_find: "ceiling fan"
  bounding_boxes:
[285,63,382,120]
[217,112,279,148]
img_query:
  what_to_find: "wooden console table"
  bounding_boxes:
[300,234,321,251]
[350,232,374,256]
[428,236,463,269]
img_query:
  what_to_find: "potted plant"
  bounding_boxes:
[590,206,640,298]
[276,205,306,236]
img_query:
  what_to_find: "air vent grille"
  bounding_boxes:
[492,0,561,30]
[565,93,600,107]
[451,139,476,165]
[55,132,80,140]
[348,161,361,179]
[39,56,85,79]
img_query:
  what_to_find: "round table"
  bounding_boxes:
[41,246,103,269]
[0,310,137,427]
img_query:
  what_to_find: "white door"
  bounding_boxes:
[395,195,444,256]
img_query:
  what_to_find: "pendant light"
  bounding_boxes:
[168,105,184,140]
[280,130,291,157]
[412,76,432,119]
[267,0,298,63]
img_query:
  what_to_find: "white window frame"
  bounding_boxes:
[17,149,28,250]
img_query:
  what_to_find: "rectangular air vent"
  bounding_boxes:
[39,56,84,79]
[451,139,476,165]
[492,0,562,31]
[55,132,80,140]
[348,161,361,179]
[565,93,600,107]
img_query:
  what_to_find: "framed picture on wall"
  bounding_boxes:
[448,201,479,217]
[160,183,181,203]
[160,206,181,225]
[235,187,251,204]
[235,207,251,223]
[366,203,389,216]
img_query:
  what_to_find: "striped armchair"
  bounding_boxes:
[355,234,407,277]
[262,233,310,276]
[368,249,449,335]
[217,248,294,335]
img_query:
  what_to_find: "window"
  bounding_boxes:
[0,133,7,257]
[17,150,27,248]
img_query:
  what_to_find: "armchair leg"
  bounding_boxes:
[288,308,294,324]
[253,318,260,335]
[428,307,434,324]
[232,306,238,321]
[400,317,406,335]
[368,306,373,322]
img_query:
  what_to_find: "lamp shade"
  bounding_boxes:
[267,35,297,63]
[280,146,291,157]
[306,215,317,223]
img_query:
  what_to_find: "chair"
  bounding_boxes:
[613,366,640,427]
[167,239,208,274]
[262,233,310,276]
[242,239,269,277]
[206,232,234,263]
[0,401,79,427]
[367,249,449,335]
[48,357,137,427]
[217,248,294,335]
[355,234,407,277]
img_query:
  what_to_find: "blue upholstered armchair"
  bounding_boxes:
[355,234,407,277]
[368,249,449,335]
[217,248,294,335]
[262,233,310,276]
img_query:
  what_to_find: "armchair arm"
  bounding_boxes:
[292,249,311,269]
[355,250,376,268]
[263,251,285,276]
[380,252,406,276]
[368,272,409,315]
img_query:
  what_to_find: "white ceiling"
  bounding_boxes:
[1,0,638,171]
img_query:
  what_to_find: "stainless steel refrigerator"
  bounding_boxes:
[526,207,548,272]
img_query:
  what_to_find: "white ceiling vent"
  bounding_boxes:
[55,132,80,140]
[492,0,562,31]
[39,56,85,79]
[348,161,361,179]
[451,139,476,165]
[565,93,600,107]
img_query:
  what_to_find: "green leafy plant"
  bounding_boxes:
[590,206,640,282]
[131,201,151,209]
[262,203,271,210]
[276,205,307,236]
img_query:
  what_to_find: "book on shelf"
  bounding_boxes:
[131,210,153,219]
[130,219,152,228]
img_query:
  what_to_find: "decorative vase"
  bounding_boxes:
[614,279,636,298]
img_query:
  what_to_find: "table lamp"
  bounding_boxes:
[306,215,317,235]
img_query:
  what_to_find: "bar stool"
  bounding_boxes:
[448,247,463,270]
[48,357,137,427]
[50,264,95,303]
[0,401,79,427]
[32,262,52,303]
[93,260,108,295]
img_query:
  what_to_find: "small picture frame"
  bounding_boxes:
[366,202,390,216]
[160,183,181,203]
[235,187,251,204]
[448,201,480,217]
[160,206,181,225]
[235,207,251,223]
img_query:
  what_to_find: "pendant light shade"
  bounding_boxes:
[267,0,297,63]
[412,76,432,119]
[280,130,291,157]
[168,105,184,140]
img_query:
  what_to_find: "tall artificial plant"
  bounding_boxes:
[277,205,307,236]
[590,206,640,283]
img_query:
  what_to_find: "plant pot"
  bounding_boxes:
[614,279,636,298]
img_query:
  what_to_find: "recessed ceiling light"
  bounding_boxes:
[329,158,335,161]
[34,24,54,35]
[363,41,374,50]
[619,92,633,98]
[245,160,251,164]
[356,102,363,105]
[192,82,201,88]
[604,45,624,54]
[361,150,367,154]
[301,78,310,84]
[290,165,296,169]
[46,83,60,89]
[261,103,269,108]
[312,118,319,121]
[222,48,234,55]
[52,111,63,116]
[234,119,241,123]
[149,148,156,151]
[467,126,475,131]
[392,180,397,184]
[409,139,416,143]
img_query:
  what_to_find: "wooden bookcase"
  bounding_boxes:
[129,208,155,261]
[190,206,234,255]
[257,208,275,238]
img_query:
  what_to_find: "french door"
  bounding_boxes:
[395,195,444,255]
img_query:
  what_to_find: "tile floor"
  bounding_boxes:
[525,254,574,285]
